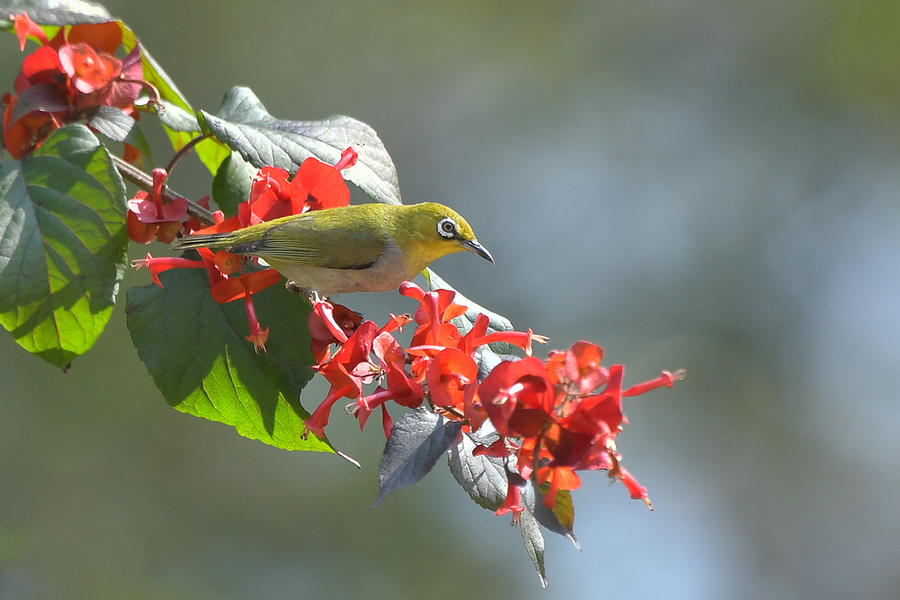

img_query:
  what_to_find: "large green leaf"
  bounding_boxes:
[0,125,128,369]
[212,151,256,217]
[125,267,332,453]
[199,86,402,205]
[0,0,111,27]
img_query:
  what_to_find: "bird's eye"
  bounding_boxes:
[437,217,457,239]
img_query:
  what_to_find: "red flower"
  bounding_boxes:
[242,282,270,354]
[495,480,524,518]
[97,44,143,112]
[291,156,351,211]
[304,321,379,438]
[125,169,189,244]
[308,301,363,365]
[13,13,49,50]
[477,357,555,438]
[130,254,206,287]
[536,464,582,509]
[426,347,476,411]
[245,158,351,224]
[2,93,55,159]
[5,16,144,157]
[127,191,188,224]
[58,42,121,94]
[208,270,281,304]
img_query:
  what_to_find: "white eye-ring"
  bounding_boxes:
[437,217,457,239]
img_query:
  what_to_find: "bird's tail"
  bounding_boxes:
[172,230,241,252]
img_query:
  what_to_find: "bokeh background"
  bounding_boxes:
[2,0,899,598]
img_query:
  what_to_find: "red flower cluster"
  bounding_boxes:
[132,149,358,353]
[305,282,684,514]
[2,13,143,158]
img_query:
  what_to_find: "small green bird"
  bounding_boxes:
[172,202,494,297]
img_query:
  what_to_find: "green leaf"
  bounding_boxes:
[199,86,402,206]
[448,430,508,511]
[86,106,152,161]
[125,267,333,453]
[520,509,548,588]
[212,151,256,217]
[153,100,201,134]
[526,482,579,549]
[0,0,112,26]
[372,408,464,507]
[0,125,128,369]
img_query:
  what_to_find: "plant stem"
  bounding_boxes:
[165,133,211,174]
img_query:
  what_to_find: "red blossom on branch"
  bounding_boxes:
[3,14,145,158]
[305,280,684,513]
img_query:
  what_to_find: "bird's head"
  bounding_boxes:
[396,202,494,271]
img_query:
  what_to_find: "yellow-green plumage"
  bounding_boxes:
[172,202,493,297]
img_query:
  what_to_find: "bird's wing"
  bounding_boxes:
[227,213,387,270]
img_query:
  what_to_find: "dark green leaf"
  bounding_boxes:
[86,105,151,159]
[0,0,112,26]
[88,106,153,162]
[212,151,256,217]
[87,107,136,143]
[199,86,402,206]
[125,267,331,452]
[520,509,548,588]
[372,408,464,507]
[524,481,579,549]
[448,430,508,511]
[9,83,69,124]
[153,100,201,134]
[0,125,128,369]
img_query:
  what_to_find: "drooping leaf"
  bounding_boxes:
[520,509,548,588]
[523,481,579,549]
[199,86,402,206]
[86,106,151,160]
[212,151,256,217]
[0,0,111,27]
[372,408,464,507]
[125,267,331,452]
[448,429,508,511]
[0,124,127,369]
[8,83,69,124]
[152,99,201,134]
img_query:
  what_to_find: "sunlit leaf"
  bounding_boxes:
[524,481,579,549]
[125,267,331,453]
[86,105,151,161]
[212,151,256,217]
[199,86,402,206]
[372,408,463,507]
[152,100,200,134]
[520,509,548,588]
[0,0,111,27]
[448,429,507,511]
[0,125,127,369]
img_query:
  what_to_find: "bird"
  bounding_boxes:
[172,202,494,298]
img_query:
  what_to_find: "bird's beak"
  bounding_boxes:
[461,239,494,264]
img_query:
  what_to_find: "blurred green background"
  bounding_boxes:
[2,0,899,598]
